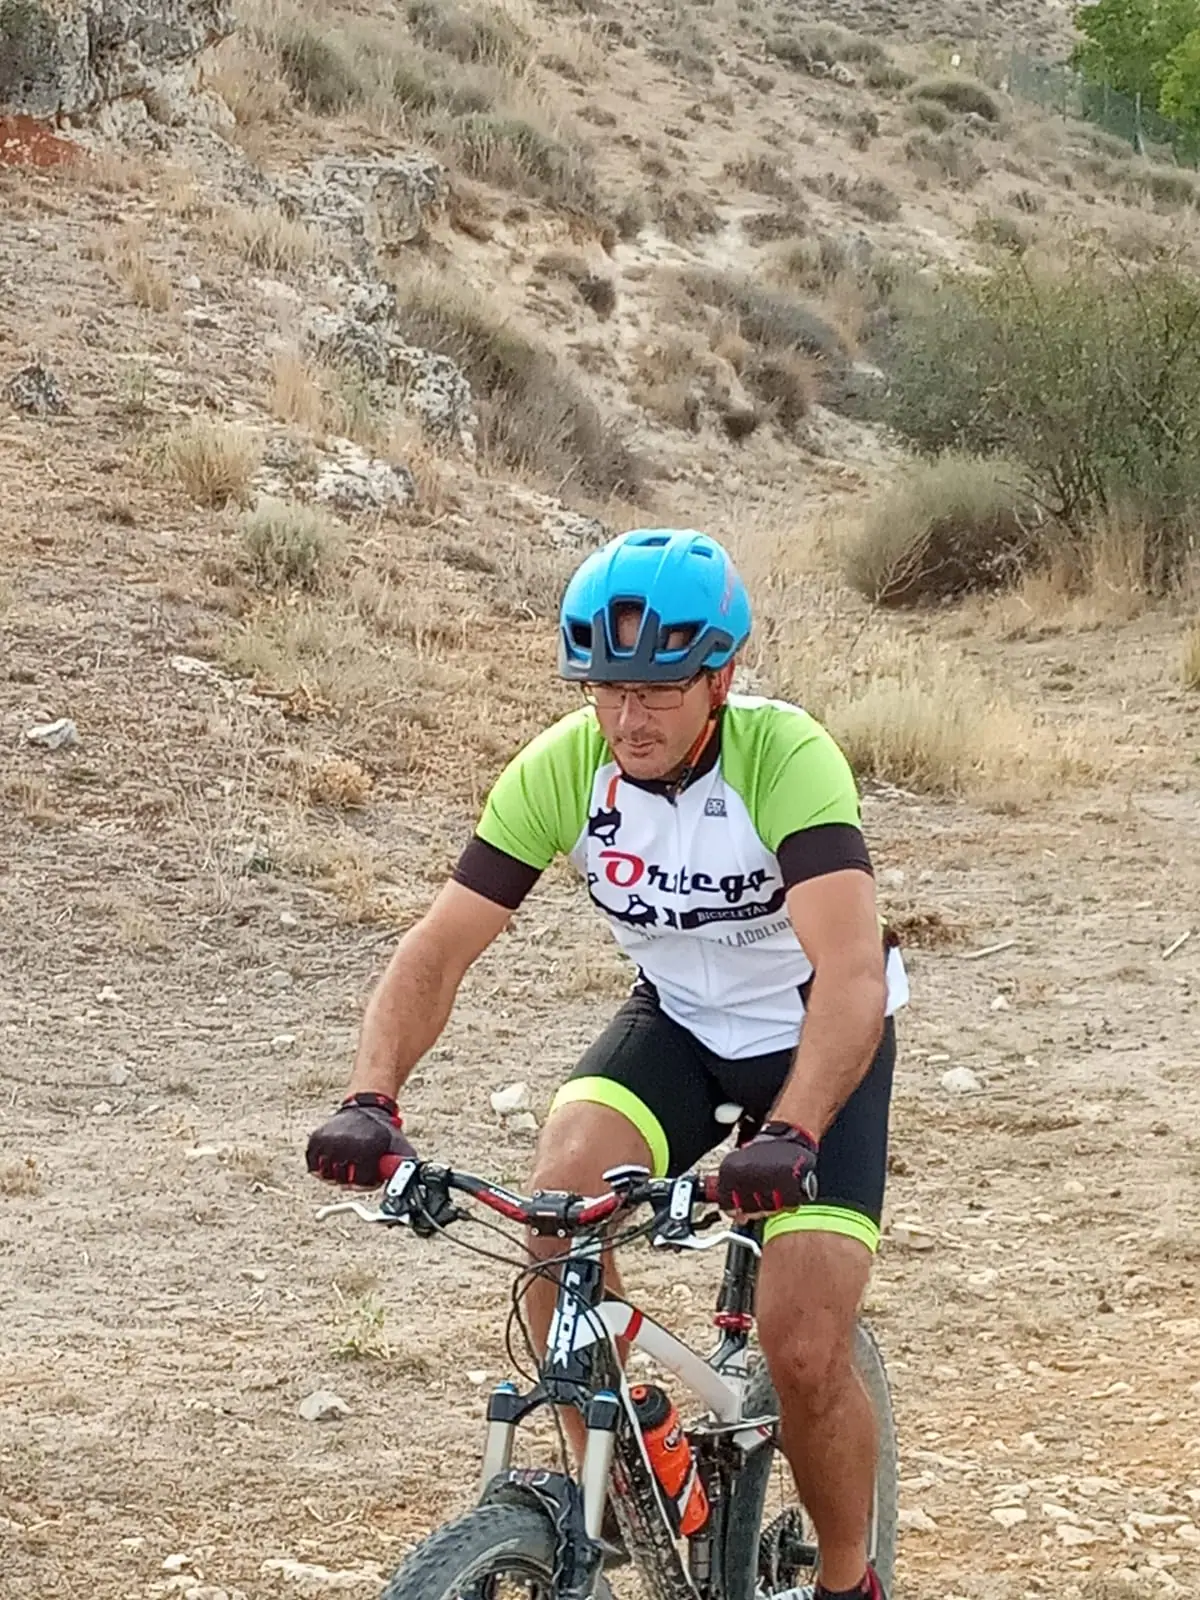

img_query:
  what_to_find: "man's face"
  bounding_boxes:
[589,609,715,781]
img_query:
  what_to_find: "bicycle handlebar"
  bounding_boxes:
[371,1155,721,1235]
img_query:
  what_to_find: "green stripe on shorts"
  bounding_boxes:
[549,1077,670,1178]
[763,1203,880,1253]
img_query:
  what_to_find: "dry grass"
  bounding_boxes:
[239,499,340,590]
[436,110,598,212]
[270,349,326,433]
[911,76,1003,123]
[389,268,641,496]
[162,419,261,508]
[1,774,64,827]
[206,33,293,125]
[0,1157,43,1198]
[842,454,1040,606]
[722,153,799,201]
[215,206,326,273]
[728,512,1089,801]
[303,754,374,808]
[107,240,172,311]
[533,250,617,317]
[904,129,986,190]
[1183,621,1200,690]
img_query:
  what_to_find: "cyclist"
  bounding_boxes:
[307,528,907,1600]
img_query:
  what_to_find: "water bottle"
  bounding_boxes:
[630,1382,710,1536]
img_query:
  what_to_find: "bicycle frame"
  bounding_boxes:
[477,1218,776,1600]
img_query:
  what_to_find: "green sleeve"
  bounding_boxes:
[475,708,606,870]
[722,701,861,852]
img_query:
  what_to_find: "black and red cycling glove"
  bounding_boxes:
[306,1092,417,1187]
[716,1120,820,1215]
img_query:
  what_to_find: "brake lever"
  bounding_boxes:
[315,1198,393,1224]
[652,1226,762,1259]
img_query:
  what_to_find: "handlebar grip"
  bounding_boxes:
[699,1173,721,1205]
[378,1154,404,1181]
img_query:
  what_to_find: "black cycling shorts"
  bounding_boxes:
[550,985,895,1252]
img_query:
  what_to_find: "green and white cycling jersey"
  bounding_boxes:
[453,694,909,1060]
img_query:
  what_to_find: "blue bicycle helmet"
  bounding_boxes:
[558,528,752,683]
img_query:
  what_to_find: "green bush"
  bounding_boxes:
[240,500,336,590]
[872,255,1200,588]
[842,454,1040,605]
[911,76,1003,121]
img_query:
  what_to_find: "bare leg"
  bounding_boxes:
[755,1231,876,1593]
[524,1101,655,1459]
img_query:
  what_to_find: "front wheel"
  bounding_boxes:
[381,1504,559,1600]
[724,1322,899,1599]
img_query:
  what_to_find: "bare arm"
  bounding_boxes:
[771,870,888,1137]
[347,880,513,1099]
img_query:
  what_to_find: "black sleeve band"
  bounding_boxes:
[452,835,543,911]
[776,822,874,889]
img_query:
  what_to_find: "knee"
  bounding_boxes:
[758,1307,854,1417]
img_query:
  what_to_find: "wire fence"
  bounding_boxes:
[1004,49,1200,169]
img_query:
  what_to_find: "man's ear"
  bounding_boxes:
[708,662,735,708]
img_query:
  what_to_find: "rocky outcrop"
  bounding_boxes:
[275,154,449,271]
[0,0,234,120]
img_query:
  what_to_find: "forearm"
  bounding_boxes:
[347,930,462,1099]
[771,965,886,1137]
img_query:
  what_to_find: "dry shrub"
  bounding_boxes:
[163,419,261,508]
[239,499,339,590]
[217,206,326,273]
[650,185,721,242]
[206,34,292,124]
[1,774,63,827]
[842,454,1040,605]
[391,271,641,496]
[722,153,799,200]
[305,754,374,808]
[0,1157,42,1198]
[680,268,845,360]
[743,204,810,243]
[821,173,901,223]
[109,241,172,311]
[406,0,532,70]
[864,60,914,91]
[741,352,815,433]
[1183,621,1200,690]
[270,349,325,432]
[768,23,888,69]
[1137,166,1200,210]
[533,250,617,317]
[904,129,986,189]
[970,211,1028,253]
[826,646,1052,796]
[271,21,366,111]
[439,111,598,211]
[911,76,1003,122]
[908,97,952,133]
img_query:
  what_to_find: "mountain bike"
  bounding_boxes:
[316,1143,898,1600]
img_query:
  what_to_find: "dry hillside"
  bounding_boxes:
[2,2,1199,1599]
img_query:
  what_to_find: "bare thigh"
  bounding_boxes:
[755,1230,873,1394]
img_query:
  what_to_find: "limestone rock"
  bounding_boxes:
[5,361,68,415]
[0,0,234,119]
[277,154,447,270]
[313,438,415,516]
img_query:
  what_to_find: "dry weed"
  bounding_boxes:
[163,418,261,508]
[1181,621,1200,690]
[0,1157,43,1198]
[304,754,374,809]
[270,349,325,433]
[206,34,293,125]
[1,774,63,826]
[216,206,326,273]
[239,499,339,590]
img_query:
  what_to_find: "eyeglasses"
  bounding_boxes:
[581,678,701,711]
